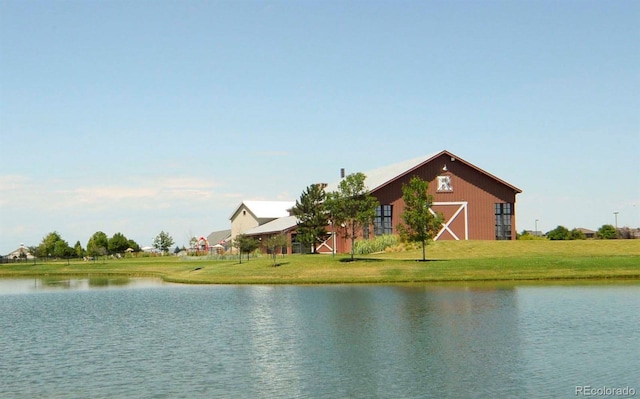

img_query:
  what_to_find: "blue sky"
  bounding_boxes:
[1,0,638,253]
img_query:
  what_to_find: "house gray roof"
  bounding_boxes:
[229,200,296,220]
[326,150,521,194]
[244,215,298,236]
[207,229,232,245]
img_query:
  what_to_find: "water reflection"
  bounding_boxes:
[0,277,166,295]
[227,285,532,398]
[0,281,637,398]
[310,285,527,398]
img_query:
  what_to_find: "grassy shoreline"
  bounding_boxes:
[1,240,639,285]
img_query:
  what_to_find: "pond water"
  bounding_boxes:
[0,279,638,398]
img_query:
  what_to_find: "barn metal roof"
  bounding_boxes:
[360,151,442,192]
[229,200,296,220]
[326,150,521,194]
[325,151,440,193]
[244,215,298,236]
[206,229,231,245]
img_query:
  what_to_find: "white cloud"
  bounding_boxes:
[0,174,227,211]
[0,174,246,253]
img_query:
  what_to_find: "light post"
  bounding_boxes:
[614,212,619,230]
[535,219,539,236]
[330,219,335,257]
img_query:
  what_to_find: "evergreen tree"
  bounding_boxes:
[292,183,330,254]
[73,241,85,258]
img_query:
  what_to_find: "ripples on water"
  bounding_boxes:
[0,280,638,398]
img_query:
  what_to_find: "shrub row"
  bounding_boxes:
[353,235,400,255]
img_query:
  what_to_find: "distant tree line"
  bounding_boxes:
[518,224,636,240]
[27,230,177,260]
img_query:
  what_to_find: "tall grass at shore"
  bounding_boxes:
[1,240,638,284]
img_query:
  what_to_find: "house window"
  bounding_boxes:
[437,176,453,192]
[495,203,513,240]
[374,205,393,236]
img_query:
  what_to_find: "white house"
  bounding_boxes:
[229,200,295,242]
[4,244,35,260]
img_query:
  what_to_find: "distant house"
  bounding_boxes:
[322,150,522,254]
[206,229,232,252]
[229,201,296,243]
[576,228,596,239]
[4,244,34,261]
[522,230,543,237]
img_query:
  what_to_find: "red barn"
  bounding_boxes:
[322,150,522,254]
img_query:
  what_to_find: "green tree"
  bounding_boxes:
[597,224,617,239]
[153,231,175,254]
[37,231,63,257]
[292,183,330,254]
[126,239,141,252]
[396,176,443,261]
[517,230,546,240]
[189,236,198,251]
[325,172,379,261]
[53,239,73,259]
[232,234,259,263]
[73,241,85,258]
[108,232,130,254]
[264,234,288,266]
[570,228,586,240]
[87,231,109,257]
[546,226,571,240]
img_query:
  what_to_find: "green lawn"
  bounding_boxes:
[1,240,638,285]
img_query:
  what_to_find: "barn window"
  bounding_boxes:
[374,205,393,236]
[495,203,513,240]
[437,176,453,192]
